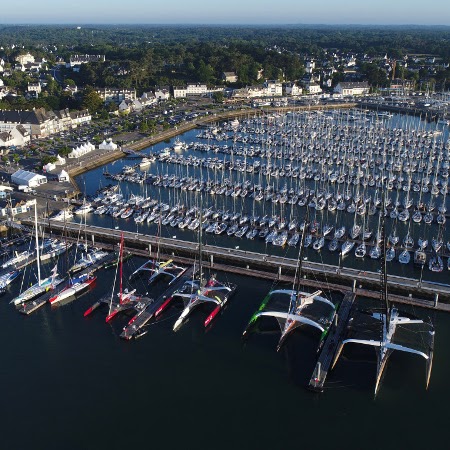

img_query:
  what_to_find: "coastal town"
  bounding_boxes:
[0,22,449,450]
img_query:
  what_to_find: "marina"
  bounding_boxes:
[0,106,448,417]
[21,218,450,307]
[0,108,449,450]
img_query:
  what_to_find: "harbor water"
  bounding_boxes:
[1,257,449,450]
[2,109,449,449]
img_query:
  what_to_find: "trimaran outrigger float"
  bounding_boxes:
[155,200,236,330]
[242,215,336,350]
[129,258,186,285]
[331,194,435,396]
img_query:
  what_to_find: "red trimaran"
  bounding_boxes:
[83,232,143,320]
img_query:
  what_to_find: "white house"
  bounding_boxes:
[11,169,47,187]
[222,72,238,83]
[0,125,30,148]
[96,88,136,104]
[263,80,283,96]
[69,109,91,127]
[155,88,170,101]
[186,83,208,96]
[118,99,133,113]
[307,83,323,94]
[284,82,303,96]
[173,86,187,99]
[305,61,315,74]
[334,81,370,96]
[67,54,105,68]
[140,92,157,107]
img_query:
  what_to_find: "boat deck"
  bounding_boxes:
[17,253,117,315]
[308,291,356,392]
[120,266,195,340]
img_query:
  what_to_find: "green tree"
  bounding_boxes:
[139,120,149,133]
[81,86,103,113]
[212,92,224,103]
[59,146,71,157]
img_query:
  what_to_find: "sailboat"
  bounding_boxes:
[49,271,96,305]
[242,216,336,350]
[129,215,186,285]
[155,199,236,330]
[0,269,22,293]
[331,196,435,396]
[84,232,151,321]
[11,200,64,306]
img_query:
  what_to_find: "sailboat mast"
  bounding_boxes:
[294,208,309,295]
[33,199,41,285]
[380,193,389,327]
[119,232,124,304]
[198,194,203,284]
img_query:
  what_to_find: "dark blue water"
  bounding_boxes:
[1,255,449,450]
[2,111,448,449]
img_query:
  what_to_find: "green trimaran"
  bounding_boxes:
[242,214,336,350]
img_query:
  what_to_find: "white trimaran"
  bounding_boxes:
[332,194,435,395]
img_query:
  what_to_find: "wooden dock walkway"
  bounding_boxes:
[120,266,195,340]
[308,292,356,392]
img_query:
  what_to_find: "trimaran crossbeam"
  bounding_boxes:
[331,193,435,396]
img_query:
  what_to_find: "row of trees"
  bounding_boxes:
[1,25,450,59]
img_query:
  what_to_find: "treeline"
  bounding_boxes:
[63,40,305,92]
[1,25,450,58]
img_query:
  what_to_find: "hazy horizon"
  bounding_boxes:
[1,0,449,26]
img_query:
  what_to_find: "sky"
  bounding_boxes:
[2,0,450,25]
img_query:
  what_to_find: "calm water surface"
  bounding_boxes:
[2,251,449,450]
[2,112,449,450]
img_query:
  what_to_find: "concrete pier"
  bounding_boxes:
[14,219,450,312]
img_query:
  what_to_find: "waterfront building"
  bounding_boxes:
[173,83,209,98]
[0,125,30,148]
[334,81,370,96]
[96,88,136,104]
[187,83,208,96]
[173,86,187,99]
[11,169,47,188]
[263,80,283,96]
[69,109,91,127]
[0,108,91,138]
